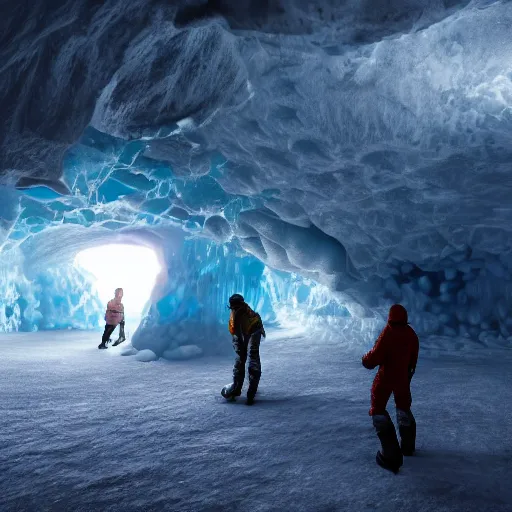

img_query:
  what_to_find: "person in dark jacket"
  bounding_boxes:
[221,294,266,405]
[362,304,419,473]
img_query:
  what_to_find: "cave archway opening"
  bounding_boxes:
[74,244,161,338]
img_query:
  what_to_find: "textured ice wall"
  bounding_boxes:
[0,249,103,333]
[0,251,39,332]
[380,254,512,347]
[2,1,512,348]
[131,237,353,356]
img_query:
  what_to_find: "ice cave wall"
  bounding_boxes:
[130,237,352,356]
[0,247,103,332]
[2,121,511,351]
[1,1,512,350]
[0,207,351,355]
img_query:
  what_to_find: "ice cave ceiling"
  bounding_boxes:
[1,0,512,342]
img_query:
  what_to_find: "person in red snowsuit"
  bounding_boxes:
[362,304,419,473]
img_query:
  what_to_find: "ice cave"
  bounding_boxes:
[1,1,511,511]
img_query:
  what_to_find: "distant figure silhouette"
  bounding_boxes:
[362,304,419,473]
[221,294,266,405]
[98,288,126,349]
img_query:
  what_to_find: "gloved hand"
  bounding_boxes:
[408,367,415,382]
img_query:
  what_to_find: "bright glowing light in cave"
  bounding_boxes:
[74,245,161,333]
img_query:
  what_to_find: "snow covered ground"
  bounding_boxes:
[1,330,511,512]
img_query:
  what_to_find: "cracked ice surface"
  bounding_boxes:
[1,1,512,347]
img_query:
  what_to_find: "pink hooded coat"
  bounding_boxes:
[105,298,124,326]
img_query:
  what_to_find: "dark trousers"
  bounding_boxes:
[232,332,262,395]
[101,321,125,343]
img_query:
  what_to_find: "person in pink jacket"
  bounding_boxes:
[98,288,126,349]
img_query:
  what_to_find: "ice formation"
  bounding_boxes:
[0,247,103,332]
[1,1,512,349]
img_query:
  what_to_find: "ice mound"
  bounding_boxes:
[1,1,512,349]
[134,349,158,362]
[120,346,138,356]
[162,345,203,361]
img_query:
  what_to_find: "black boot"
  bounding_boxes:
[373,412,403,473]
[221,381,243,400]
[246,374,260,405]
[98,342,108,349]
[113,323,126,346]
[112,335,126,347]
[246,391,255,406]
[397,409,416,456]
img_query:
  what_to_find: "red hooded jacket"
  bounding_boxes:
[362,304,419,415]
